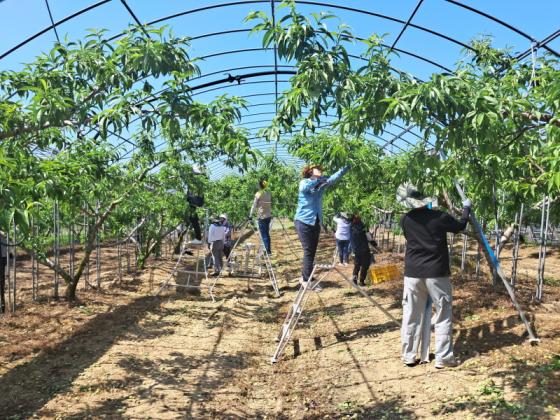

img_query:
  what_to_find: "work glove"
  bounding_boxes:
[462,198,472,208]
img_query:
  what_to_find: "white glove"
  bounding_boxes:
[462,198,472,208]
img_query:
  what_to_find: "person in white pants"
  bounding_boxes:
[207,216,226,276]
[397,183,471,369]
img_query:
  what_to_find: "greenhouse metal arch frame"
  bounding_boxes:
[4,0,559,170]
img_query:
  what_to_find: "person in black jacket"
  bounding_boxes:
[349,214,376,287]
[397,183,471,369]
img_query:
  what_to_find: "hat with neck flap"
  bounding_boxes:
[396,183,438,209]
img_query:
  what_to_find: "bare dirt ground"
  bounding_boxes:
[0,225,559,419]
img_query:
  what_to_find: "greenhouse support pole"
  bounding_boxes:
[511,204,524,286]
[126,235,131,273]
[475,218,483,281]
[460,233,468,274]
[5,225,10,313]
[448,233,456,263]
[117,233,122,283]
[385,226,390,251]
[53,200,59,300]
[96,201,101,289]
[31,216,37,301]
[69,219,75,278]
[11,221,16,313]
[536,197,550,302]
[452,181,539,343]
[84,201,89,291]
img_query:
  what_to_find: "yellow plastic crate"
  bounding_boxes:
[368,264,400,284]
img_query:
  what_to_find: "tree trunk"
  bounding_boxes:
[25,164,160,301]
[65,276,80,301]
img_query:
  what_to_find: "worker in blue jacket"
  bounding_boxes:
[294,164,350,291]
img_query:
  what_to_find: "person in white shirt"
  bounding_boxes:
[207,216,226,276]
[249,179,272,254]
[333,212,351,265]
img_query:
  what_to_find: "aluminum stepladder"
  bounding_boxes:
[270,263,400,363]
[208,219,280,297]
[156,212,215,302]
[250,218,280,297]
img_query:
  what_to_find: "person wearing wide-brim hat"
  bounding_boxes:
[207,215,227,276]
[397,183,471,369]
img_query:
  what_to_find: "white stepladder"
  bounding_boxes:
[250,219,280,297]
[270,263,400,364]
[209,219,280,298]
[156,217,215,302]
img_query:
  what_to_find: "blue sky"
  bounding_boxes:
[1,0,559,178]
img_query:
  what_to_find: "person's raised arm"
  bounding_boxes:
[324,165,351,187]
[442,199,472,233]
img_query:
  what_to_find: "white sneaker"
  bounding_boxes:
[189,239,203,245]
[435,357,460,369]
[312,284,323,292]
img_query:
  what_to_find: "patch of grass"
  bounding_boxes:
[177,305,190,315]
[78,305,94,316]
[336,400,362,416]
[478,380,523,416]
[543,277,560,287]
[537,354,560,372]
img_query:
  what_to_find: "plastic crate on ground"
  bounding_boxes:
[368,264,400,284]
